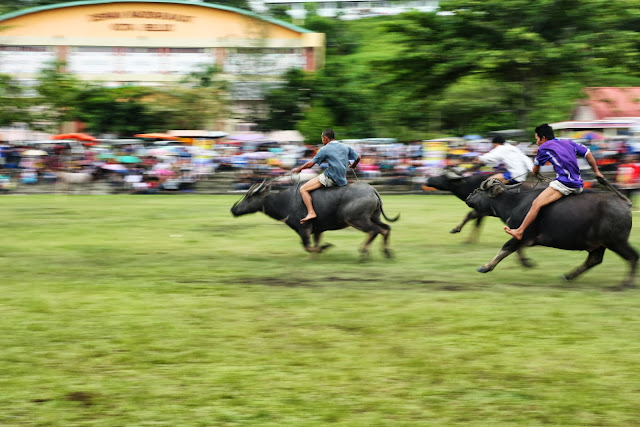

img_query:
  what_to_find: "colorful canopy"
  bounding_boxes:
[134,133,180,141]
[52,132,97,142]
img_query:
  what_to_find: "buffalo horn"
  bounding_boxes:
[249,179,269,196]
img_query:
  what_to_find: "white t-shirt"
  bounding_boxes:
[478,143,534,182]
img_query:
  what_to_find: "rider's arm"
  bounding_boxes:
[349,155,361,169]
[585,151,604,179]
[292,160,315,174]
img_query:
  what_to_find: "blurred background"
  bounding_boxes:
[1,0,640,194]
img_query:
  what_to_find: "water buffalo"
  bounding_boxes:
[231,181,399,258]
[425,168,492,241]
[426,168,537,268]
[466,178,638,288]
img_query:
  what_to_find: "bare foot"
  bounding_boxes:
[300,213,317,224]
[504,226,523,240]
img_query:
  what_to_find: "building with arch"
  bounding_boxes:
[0,0,325,130]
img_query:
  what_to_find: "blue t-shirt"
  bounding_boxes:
[312,141,359,187]
[534,138,589,188]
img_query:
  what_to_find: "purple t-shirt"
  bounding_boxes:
[534,139,589,188]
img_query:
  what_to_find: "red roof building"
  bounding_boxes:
[551,87,640,138]
[574,87,640,121]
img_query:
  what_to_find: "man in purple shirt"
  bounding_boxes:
[504,123,604,240]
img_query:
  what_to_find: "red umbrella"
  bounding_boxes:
[52,132,97,142]
[134,133,180,141]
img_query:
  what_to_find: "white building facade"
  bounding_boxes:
[249,0,439,20]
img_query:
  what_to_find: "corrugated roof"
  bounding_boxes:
[582,87,640,119]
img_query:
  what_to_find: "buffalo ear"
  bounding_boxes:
[479,178,491,191]
[480,177,505,197]
[489,184,505,197]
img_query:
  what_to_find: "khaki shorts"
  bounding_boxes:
[550,180,583,196]
[318,173,337,187]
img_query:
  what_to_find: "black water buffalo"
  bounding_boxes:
[426,169,537,268]
[426,169,492,241]
[231,181,399,258]
[466,178,638,288]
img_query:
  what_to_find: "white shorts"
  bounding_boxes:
[550,180,583,196]
[318,173,337,187]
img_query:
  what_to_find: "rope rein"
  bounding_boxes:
[350,167,361,182]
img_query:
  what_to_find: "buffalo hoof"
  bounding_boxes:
[608,282,636,291]
[561,274,573,282]
[450,228,461,234]
[320,243,334,252]
[477,266,490,273]
[383,248,394,259]
[521,259,536,268]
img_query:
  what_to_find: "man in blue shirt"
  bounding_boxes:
[292,129,360,224]
[504,123,604,240]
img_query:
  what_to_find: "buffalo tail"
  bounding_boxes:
[374,189,400,222]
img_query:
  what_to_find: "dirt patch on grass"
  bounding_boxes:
[226,277,315,288]
[65,391,97,406]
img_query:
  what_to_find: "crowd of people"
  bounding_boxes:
[0,131,639,194]
[0,141,210,193]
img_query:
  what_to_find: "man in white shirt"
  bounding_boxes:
[474,135,534,184]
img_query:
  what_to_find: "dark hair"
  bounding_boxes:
[491,135,506,144]
[322,129,335,140]
[535,123,555,141]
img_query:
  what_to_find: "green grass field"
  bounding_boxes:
[2,193,640,426]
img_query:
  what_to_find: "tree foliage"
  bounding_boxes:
[74,86,159,136]
[379,0,640,134]
[0,74,32,127]
[30,61,230,136]
[256,68,312,131]
[4,0,640,139]
[35,61,85,132]
[202,0,250,11]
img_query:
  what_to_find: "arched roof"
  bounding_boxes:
[0,0,313,34]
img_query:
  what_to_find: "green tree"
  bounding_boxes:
[74,86,160,136]
[304,11,359,55]
[311,60,375,138]
[202,0,250,11]
[296,100,334,145]
[0,0,72,14]
[35,61,85,132]
[0,73,32,127]
[148,85,230,131]
[181,63,227,91]
[257,68,312,131]
[266,5,292,22]
[381,0,640,132]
